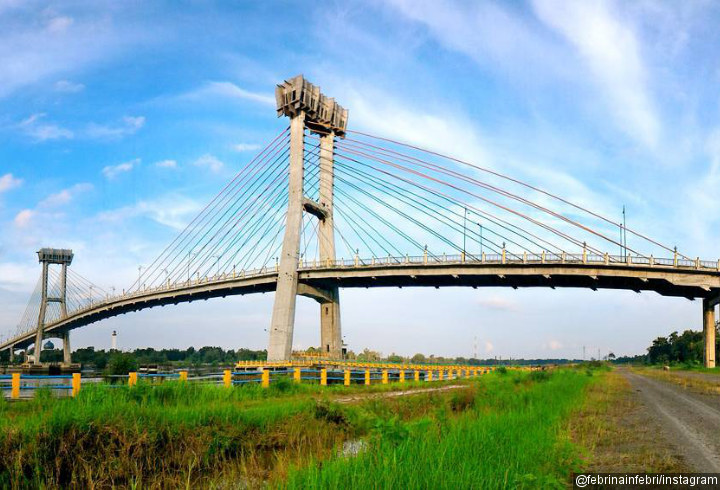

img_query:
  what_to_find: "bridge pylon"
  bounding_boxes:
[268,75,348,361]
[33,248,74,365]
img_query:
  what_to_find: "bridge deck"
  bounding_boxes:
[3,254,720,351]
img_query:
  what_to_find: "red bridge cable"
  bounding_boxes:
[344,131,685,260]
[337,141,629,259]
[332,148,606,259]
[333,158,550,256]
[132,128,290,291]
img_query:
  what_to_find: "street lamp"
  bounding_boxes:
[187,250,198,282]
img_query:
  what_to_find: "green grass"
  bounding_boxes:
[281,369,593,489]
[0,370,596,488]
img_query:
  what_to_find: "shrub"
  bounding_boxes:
[105,353,139,375]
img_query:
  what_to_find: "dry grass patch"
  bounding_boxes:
[633,367,720,396]
[569,370,688,473]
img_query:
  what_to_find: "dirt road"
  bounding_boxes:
[623,370,720,472]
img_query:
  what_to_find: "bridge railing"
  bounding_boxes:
[6,251,720,345]
[2,366,514,400]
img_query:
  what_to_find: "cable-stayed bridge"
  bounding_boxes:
[2,76,720,366]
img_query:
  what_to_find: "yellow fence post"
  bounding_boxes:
[321,368,327,386]
[382,369,388,384]
[365,369,371,386]
[179,370,188,382]
[72,373,81,397]
[344,369,350,386]
[223,369,232,388]
[261,369,270,388]
[438,370,444,381]
[294,367,301,383]
[399,370,405,383]
[427,370,433,382]
[414,370,420,382]
[128,372,137,387]
[11,373,20,399]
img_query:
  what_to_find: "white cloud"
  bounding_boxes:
[0,173,22,193]
[18,113,73,141]
[97,194,202,230]
[476,296,516,311]
[102,158,140,179]
[44,14,73,34]
[531,0,660,148]
[343,85,490,165]
[193,154,224,173]
[0,262,39,292]
[54,80,85,93]
[39,183,93,207]
[13,209,35,228]
[0,5,140,99]
[155,159,177,169]
[232,143,262,152]
[182,81,274,106]
[85,116,145,139]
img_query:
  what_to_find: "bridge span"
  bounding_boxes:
[3,253,719,357]
[3,75,719,367]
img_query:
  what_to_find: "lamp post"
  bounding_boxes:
[478,223,483,255]
[212,255,221,276]
[187,250,197,282]
[463,207,467,254]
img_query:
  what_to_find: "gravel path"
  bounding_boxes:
[332,384,466,404]
[623,370,720,472]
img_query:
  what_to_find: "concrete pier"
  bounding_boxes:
[318,131,342,358]
[704,298,716,368]
[267,76,348,361]
[267,113,305,361]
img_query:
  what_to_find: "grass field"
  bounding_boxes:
[0,368,599,489]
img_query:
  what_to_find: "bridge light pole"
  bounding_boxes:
[463,207,467,254]
[478,223,483,256]
[137,266,143,291]
[187,250,197,283]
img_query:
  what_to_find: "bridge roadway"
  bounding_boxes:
[3,253,720,352]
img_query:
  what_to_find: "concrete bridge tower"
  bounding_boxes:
[268,76,348,361]
[33,248,74,365]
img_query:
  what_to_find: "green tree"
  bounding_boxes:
[106,353,138,375]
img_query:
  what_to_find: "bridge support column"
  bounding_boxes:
[9,347,14,363]
[33,260,49,365]
[703,298,716,368]
[318,131,342,358]
[62,331,71,365]
[268,112,305,361]
[269,76,348,361]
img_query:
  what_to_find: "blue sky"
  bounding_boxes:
[1,0,720,359]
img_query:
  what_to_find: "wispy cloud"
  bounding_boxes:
[18,113,73,141]
[102,158,140,179]
[0,173,22,193]
[54,80,85,93]
[232,143,262,152]
[13,209,35,228]
[531,0,659,148]
[39,183,93,207]
[181,81,274,106]
[193,154,224,173]
[97,194,202,230]
[476,296,516,311]
[86,116,145,139]
[155,159,177,169]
